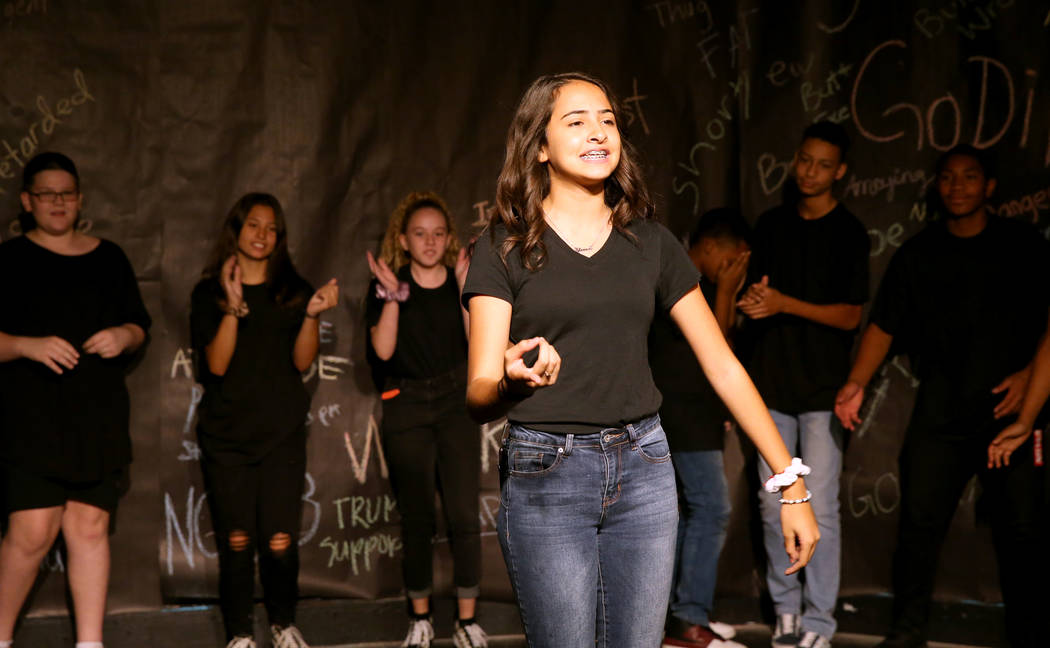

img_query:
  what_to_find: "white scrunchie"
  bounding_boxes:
[763,457,811,493]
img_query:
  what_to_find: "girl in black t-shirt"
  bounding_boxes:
[0,152,150,648]
[190,193,338,648]
[364,192,483,648]
[462,73,820,648]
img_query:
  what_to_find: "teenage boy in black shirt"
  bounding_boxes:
[651,208,750,648]
[740,121,870,648]
[835,145,1049,648]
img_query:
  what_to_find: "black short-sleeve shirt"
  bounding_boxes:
[869,217,1050,428]
[0,236,151,482]
[649,276,729,451]
[365,265,467,381]
[463,218,700,433]
[743,203,870,414]
[191,278,312,465]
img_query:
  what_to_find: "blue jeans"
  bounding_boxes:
[669,449,731,627]
[498,415,678,648]
[756,410,842,639]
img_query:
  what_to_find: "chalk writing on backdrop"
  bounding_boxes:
[815,0,860,34]
[0,68,95,185]
[343,414,388,483]
[914,1,1016,41]
[853,40,1045,160]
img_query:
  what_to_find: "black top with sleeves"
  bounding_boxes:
[869,216,1050,430]
[649,276,729,451]
[0,236,151,482]
[190,278,312,465]
[463,219,701,434]
[365,264,467,382]
[742,203,870,414]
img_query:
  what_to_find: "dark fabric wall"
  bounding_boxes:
[0,0,1047,616]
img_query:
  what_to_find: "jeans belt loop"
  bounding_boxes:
[563,433,575,456]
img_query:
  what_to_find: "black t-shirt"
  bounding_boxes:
[648,276,729,451]
[191,278,312,465]
[869,216,1050,429]
[0,236,151,482]
[365,265,467,381]
[743,203,870,414]
[463,219,701,433]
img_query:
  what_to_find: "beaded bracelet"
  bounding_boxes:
[779,489,813,505]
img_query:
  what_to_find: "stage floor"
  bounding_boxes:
[17,595,1004,647]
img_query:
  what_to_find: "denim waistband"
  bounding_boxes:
[505,414,662,454]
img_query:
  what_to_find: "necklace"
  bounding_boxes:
[545,212,611,254]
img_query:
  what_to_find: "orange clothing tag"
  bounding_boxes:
[381,388,401,401]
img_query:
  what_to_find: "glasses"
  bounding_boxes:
[29,190,79,203]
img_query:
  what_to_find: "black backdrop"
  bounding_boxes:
[0,0,1047,616]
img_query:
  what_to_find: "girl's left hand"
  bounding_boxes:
[455,247,471,289]
[780,498,820,575]
[83,326,133,358]
[307,278,339,317]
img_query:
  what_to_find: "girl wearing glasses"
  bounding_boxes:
[462,73,820,647]
[0,152,151,648]
[191,193,338,648]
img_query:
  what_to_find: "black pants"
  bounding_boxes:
[202,429,306,639]
[890,417,1047,647]
[381,368,481,599]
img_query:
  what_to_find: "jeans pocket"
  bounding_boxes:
[634,426,671,463]
[506,441,565,477]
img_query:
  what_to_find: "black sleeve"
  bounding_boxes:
[746,211,773,284]
[462,227,515,308]
[364,278,384,328]
[654,222,702,311]
[190,279,223,376]
[111,243,152,333]
[868,245,910,337]
[842,220,871,305]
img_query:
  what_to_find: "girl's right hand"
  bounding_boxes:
[19,336,79,374]
[220,255,244,310]
[366,251,401,294]
[504,337,561,391]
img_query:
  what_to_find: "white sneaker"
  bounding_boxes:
[709,621,737,639]
[270,624,309,648]
[452,620,488,648]
[771,613,801,648]
[225,637,256,648]
[401,617,435,648]
[798,631,832,648]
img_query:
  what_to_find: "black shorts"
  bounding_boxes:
[1,463,124,515]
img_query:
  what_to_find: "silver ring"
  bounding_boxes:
[543,371,552,378]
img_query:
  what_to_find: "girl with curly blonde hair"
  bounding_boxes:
[365,192,483,648]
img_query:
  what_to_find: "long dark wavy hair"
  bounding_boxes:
[492,72,654,270]
[200,192,307,309]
